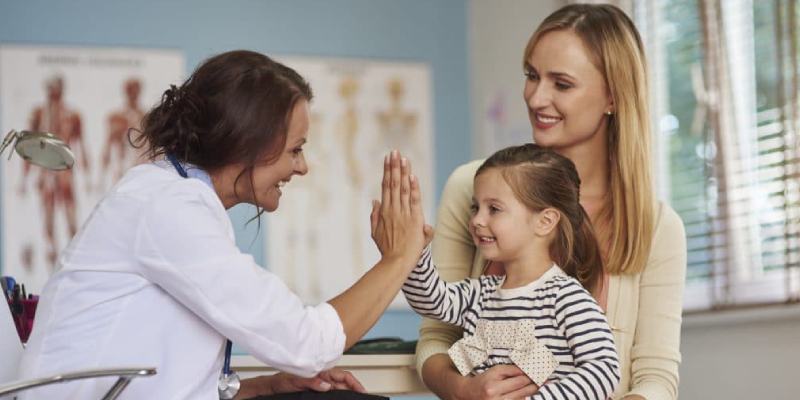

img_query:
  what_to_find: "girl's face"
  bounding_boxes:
[523,29,613,153]
[237,100,309,212]
[469,169,539,263]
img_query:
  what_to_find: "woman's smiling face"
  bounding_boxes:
[523,29,613,153]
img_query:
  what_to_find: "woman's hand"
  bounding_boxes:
[468,366,539,400]
[235,369,366,399]
[369,150,427,263]
[422,356,539,400]
[456,365,539,400]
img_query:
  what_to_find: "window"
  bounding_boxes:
[641,0,800,311]
[568,0,799,311]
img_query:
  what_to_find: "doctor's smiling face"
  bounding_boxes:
[240,99,310,212]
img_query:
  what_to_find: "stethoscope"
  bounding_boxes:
[218,340,241,399]
[168,154,240,400]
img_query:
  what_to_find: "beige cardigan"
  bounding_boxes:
[416,160,687,400]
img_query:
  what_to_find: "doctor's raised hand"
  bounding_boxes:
[236,151,427,400]
[16,50,431,400]
[369,151,429,261]
[328,150,427,349]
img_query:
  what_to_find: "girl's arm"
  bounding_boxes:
[531,280,620,400]
[415,162,482,374]
[403,246,490,328]
[413,161,538,400]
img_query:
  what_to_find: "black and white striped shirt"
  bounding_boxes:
[403,247,620,400]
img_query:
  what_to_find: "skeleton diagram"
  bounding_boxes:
[283,112,328,302]
[374,78,419,203]
[98,77,146,190]
[336,77,366,276]
[21,75,89,267]
[376,78,418,156]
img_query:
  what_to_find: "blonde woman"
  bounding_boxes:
[416,4,686,400]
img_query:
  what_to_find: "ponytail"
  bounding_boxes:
[557,205,603,296]
[133,84,205,162]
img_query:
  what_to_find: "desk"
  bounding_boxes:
[232,354,430,396]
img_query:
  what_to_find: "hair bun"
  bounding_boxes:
[163,84,182,110]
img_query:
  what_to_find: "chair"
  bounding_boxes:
[0,300,156,399]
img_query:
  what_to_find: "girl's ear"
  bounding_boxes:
[536,208,561,235]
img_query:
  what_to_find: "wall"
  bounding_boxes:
[4,1,798,399]
[0,0,471,347]
[469,0,563,158]
[0,0,472,265]
[679,305,800,400]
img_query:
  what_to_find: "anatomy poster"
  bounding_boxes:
[267,56,434,308]
[0,45,184,293]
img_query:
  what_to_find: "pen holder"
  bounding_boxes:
[7,298,38,343]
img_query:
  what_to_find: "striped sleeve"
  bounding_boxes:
[402,245,484,329]
[532,280,621,400]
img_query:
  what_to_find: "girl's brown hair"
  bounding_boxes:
[132,50,312,218]
[477,143,603,294]
[523,4,655,275]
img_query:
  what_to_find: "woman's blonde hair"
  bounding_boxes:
[522,4,655,275]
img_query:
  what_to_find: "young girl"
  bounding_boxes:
[403,144,620,400]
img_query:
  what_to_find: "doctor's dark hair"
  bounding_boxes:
[476,144,603,295]
[132,50,312,214]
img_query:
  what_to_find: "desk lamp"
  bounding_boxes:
[0,130,74,170]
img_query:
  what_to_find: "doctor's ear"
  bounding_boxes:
[535,208,561,236]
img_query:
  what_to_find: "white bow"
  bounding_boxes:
[447,319,558,386]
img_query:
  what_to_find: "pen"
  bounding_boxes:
[5,277,16,300]
[11,285,23,315]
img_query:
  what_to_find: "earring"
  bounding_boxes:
[605,110,613,116]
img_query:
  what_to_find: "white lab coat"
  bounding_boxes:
[17,162,346,400]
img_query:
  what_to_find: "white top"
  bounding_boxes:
[18,162,346,400]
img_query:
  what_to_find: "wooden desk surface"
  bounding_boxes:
[232,354,429,396]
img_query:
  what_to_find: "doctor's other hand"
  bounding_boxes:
[316,369,367,393]
[370,150,426,263]
[235,370,366,399]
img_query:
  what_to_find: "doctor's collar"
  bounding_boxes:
[156,158,215,191]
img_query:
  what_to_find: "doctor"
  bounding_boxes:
[17,50,429,400]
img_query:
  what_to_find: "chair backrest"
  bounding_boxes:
[0,302,157,400]
[0,301,23,384]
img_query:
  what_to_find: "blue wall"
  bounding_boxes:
[0,0,472,377]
